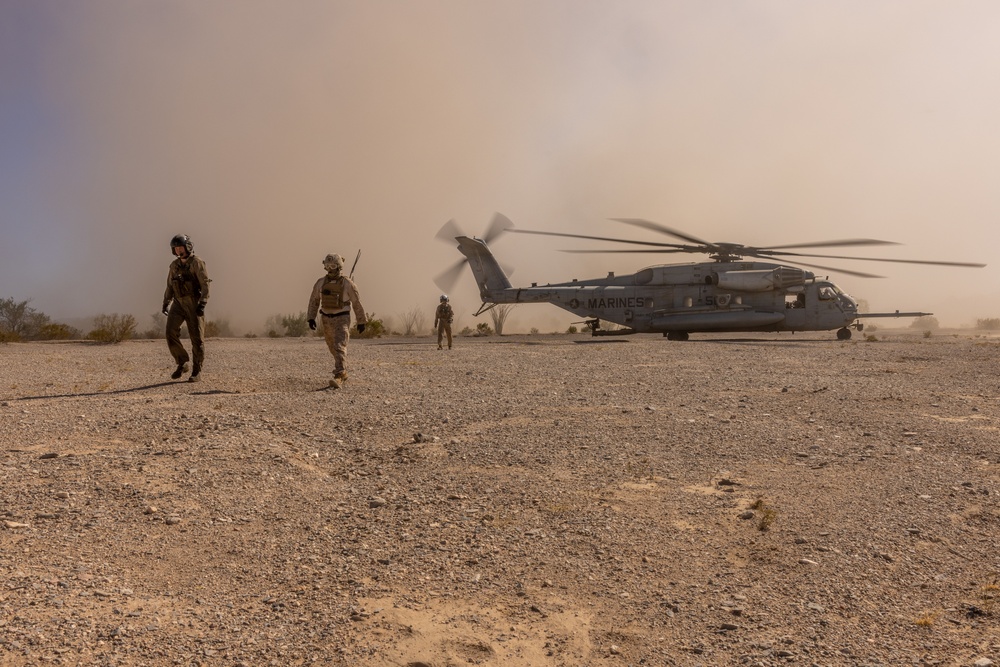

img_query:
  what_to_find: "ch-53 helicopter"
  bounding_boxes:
[434,213,985,340]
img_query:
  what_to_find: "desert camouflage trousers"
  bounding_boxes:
[321,314,351,375]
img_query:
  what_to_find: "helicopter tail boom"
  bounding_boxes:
[456,236,513,300]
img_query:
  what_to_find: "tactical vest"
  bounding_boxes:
[320,276,346,311]
[173,261,200,299]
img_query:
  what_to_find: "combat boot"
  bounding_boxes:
[171,363,189,380]
[328,378,341,389]
[188,365,201,382]
[334,371,348,382]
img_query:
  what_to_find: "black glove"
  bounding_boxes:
[356,323,366,334]
[195,303,205,317]
[161,304,169,316]
[308,319,317,331]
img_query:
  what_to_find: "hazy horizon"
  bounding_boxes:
[2,1,998,334]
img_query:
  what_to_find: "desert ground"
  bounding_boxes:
[1,330,998,667]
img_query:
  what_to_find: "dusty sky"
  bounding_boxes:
[1,0,997,333]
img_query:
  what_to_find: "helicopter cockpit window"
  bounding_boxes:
[818,286,837,301]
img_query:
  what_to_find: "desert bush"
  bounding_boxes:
[976,318,1000,330]
[398,307,427,337]
[460,326,474,336]
[264,313,310,337]
[566,325,578,334]
[865,334,879,342]
[87,313,137,343]
[530,327,539,334]
[281,312,309,337]
[36,323,80,340]
[0,297,52,340]
[475,322,493,336]
[749,497,777,531]
[205,319,233,338]
[910,315,939,330]
[488,304,516,335]
[979,575,999,614]
[757,507,777,531]
[355,314,386,339]
[138,312,167,339]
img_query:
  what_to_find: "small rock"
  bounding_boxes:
[973,659,994,667]
[798,558,818,566]
[369,497,387,508]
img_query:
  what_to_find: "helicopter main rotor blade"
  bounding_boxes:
[435,218,466,243]
[483,212,513,244]
[783,260,886,279]
[762,238,900,250]
[433,258,468,293]
[610,218,715,247]
[509,228,691,249]
[756,249,986,268]
[559,248,692,254]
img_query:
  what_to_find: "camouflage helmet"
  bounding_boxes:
[323,253,344,272]
[170,234,193,254]
[440,294,449,302]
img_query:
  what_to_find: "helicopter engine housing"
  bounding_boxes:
[712,267,812,292]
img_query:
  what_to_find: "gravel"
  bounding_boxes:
[1,332,999,666]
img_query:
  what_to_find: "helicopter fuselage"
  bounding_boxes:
[456,236,865,338]
[501,262,857,334]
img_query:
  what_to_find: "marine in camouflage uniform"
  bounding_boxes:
[435,294,453,350]
[307,254,367,387]
[162,234,210,382]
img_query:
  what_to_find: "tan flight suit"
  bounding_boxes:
[162,254,210,374]
[307,271,367,377]
[435,302,454,349]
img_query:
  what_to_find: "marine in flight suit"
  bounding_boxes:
[162,234,210,382]
[435,294,453,350]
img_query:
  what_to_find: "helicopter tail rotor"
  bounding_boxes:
[434,213,514,292]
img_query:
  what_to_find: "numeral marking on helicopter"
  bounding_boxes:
[586,297,646,309]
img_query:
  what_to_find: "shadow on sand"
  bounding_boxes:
[9,380,191,402]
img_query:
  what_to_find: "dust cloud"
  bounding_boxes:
[1,1,997,334]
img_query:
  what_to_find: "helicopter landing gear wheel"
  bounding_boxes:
[666,331,689,341]
[836,327,852,340]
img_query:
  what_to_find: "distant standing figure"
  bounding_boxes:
[435,294,454,350]
[162,234,210,382]
[307,254,367,388]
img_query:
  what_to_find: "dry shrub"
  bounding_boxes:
[87,313,137,343]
